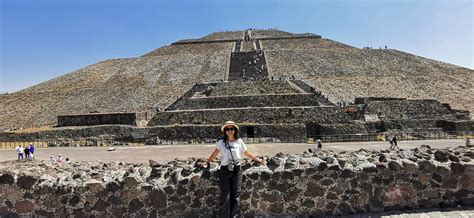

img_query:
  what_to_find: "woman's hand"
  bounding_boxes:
[255,158,266,165]
[244,151,266,165]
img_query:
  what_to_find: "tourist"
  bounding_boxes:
[29,144,35,160]
[24,146,30,160]
[202,121,265,217]
[16,145,24,160]
[316,139,323,150]
[49,156,56,164]
[57,154,64,163]
[392,135,399,149]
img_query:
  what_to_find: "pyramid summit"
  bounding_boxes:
[0,29,472,134]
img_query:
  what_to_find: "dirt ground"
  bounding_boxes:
[0,139,466,163]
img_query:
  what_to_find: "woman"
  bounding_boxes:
[203,121,265,217]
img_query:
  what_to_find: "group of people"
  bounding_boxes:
[363,45,388,49]
[337,100,353,107]
[388,135,399,150]
[243,30,252,41]
[50,154,71,164]
[241,50,268,81]
[16,144,35,160]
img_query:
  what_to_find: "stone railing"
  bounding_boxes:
[0,145,472,216]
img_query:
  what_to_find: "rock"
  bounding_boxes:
[388,161,403,171]
[94,199,109,212]
[0,174,14,185]
[149,160,162,167]
[449,154,460,162]
[107,147,116,151]
[434,150,449,162]
[465,151,474,159]
[402,161,417,173]
[451,162,465,175]
[328,164,341,171]
[44,195,59,208]
[418,161,436,172]
[69,196,81,206]
[262,192,283,202]
[304,181,325,197]
[85,179,103,192]
[461,157,471,162]
[442,174,458,189]
[122,177,139,189]
[3,187,22,201]
[318,162,328,171]
[268,157,283,167]
[146,190,167,209]
[17,175,37,189]
[436,166,450,175]
[148,168,164,180]
[341,168,353,178]
[106,182,120,192]
[338,159,347,168]
[321,178,334,186]
[460,175,474,190]
[420,144,432,150]
[128,199,144,213]
[14,200,34,214]
[191,175,201,184]
[326,156,335,164]
[180,167,193,177]
[299,159,308,165]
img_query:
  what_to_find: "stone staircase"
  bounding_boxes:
[228,40,268,81]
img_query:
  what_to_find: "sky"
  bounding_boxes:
[0,0,472,93]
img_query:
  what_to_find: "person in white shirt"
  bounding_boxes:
[203,121,265,217]
[57,154,63,163]
[16,146,24,160]
[49,156,56,164]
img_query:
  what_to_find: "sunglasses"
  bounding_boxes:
[224,128,235,131]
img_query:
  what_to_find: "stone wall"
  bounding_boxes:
[0,145,472,216]
[148,106,354,126]
[362,99,456,121]
[57,113,139,127]
[206,81,300,97]
[0,124,307,144]
[166,94,322,110]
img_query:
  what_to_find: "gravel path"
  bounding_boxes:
[0,139,466,163]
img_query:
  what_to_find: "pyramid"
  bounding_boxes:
[0,29,472,135]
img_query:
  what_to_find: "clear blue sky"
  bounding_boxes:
[1,0,472,93]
